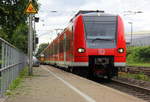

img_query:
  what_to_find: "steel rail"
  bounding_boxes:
[112,78,150,92]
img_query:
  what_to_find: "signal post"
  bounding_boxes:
[25,0,38,75]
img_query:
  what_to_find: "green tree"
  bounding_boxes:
[12,24,28,53]
[0,0,39,53]
[0,29,8,40]
[36,43,49,57]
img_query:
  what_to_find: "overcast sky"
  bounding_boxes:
[36,0,150,45]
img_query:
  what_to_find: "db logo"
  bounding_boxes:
[98,49,105,55]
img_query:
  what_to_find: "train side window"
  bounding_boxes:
[72,26,73,33]
[52,44,54,55]
[71,26,74,50]
[59,39,64,53]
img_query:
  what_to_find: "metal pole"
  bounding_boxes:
[128,22,133,45]
[130,23,133,45]
[28,14,33,76]
[33,16,36,53]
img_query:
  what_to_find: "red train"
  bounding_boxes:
[40,10,126,79]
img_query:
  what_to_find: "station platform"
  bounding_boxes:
[5,65,145,102]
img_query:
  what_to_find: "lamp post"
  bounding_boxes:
[128,22,133,45]
[124,11,143,46]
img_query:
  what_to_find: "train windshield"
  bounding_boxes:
[83,16,117,48]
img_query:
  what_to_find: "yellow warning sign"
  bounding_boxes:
[25,2,37,14]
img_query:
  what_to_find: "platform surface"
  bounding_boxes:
[5,65,145,102]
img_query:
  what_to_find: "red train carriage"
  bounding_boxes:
[41,10,126,78]
[39,54,45,64]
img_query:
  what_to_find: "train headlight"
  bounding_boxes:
[118,48,124,53]
[78,48,85,53]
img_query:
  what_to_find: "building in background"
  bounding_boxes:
[126,31,150,46]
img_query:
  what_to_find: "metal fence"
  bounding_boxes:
[0,37,27,96]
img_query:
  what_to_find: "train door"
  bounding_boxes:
[64,33,67,65]
[58,39,59,62]
[71,25,74,62]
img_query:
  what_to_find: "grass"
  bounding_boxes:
[127,62,150,67]
[119,72,150,82]
[5,67,28,95]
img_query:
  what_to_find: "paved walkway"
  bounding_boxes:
[5,65,145,102]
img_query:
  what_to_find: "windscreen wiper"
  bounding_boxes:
[92,38,114,42]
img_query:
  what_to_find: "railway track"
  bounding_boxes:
[101,78,150,102]
[121,66,150,76]
[74,68,150,102]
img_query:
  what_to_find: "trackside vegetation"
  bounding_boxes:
[124,46,150,81]
[6,67,28,95]
[127,46,150,67]
[119,72,150,82]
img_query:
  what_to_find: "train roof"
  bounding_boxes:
[70,10,117,22]
[74,10,104,16]
[83,13,117,17]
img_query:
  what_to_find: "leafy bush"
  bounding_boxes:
[127,46,150,63]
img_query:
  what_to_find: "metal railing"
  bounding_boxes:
[0,37,27,96]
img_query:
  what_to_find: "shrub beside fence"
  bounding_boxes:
[0,37,27,97]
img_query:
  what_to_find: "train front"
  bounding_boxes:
[74,12,126,78]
